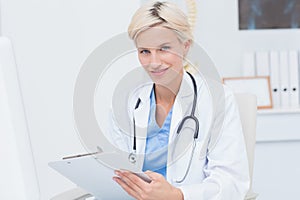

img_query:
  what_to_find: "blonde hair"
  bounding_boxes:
[128,1,193,43]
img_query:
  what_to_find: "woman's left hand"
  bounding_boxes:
[113,170,183,200]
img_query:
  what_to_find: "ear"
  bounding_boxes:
[183,40,191,56]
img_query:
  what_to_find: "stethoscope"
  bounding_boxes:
[128,72,199,183]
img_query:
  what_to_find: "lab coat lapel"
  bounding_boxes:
[133,84,153,163]
[167,72,195,182]
[169,72,194,143]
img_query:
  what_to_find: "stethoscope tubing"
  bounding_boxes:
[131,72,199,182]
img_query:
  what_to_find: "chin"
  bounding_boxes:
[148,68,182,87]
[152,75,178,90]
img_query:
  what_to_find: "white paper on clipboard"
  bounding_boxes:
[49,154,135,200]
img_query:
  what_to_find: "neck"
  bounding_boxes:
[154,73,183,104]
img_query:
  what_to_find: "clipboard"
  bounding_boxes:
[49,154,134,200]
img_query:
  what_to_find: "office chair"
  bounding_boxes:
[51,93,258,200]
[234,93,258,200]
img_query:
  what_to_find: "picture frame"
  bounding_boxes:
[238,0,300,30]
[223,76,273,109]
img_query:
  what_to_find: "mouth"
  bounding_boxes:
[150,68,169,76]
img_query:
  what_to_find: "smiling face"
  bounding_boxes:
[135,26,190,89]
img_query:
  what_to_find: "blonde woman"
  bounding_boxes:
[112,1,249,199]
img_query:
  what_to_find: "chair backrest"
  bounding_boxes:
[234,93,257,197]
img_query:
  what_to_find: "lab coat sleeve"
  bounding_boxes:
[179,89,250,200]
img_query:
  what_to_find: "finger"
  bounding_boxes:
[119,170,149,191]
[115,171,144,195]
[113,177,140,199]
[144,170,164,181]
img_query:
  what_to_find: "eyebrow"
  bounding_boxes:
[137,42,171,49]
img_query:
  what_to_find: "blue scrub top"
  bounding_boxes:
[142,88,173,178]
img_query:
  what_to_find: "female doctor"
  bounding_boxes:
[112,1,250,200]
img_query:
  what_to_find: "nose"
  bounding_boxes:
[149,51,162,68]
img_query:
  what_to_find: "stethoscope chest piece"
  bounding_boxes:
[128,152,137,164]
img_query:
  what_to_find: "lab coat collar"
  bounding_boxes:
[177,71,194,98]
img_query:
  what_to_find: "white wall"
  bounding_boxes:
[195,0,300,77]
[1,0,300,199]
[1,0,139,199]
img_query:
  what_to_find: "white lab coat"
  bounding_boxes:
[108,71,250,200]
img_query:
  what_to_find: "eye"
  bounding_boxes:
[160,46,170,51]
[139,49,150,55]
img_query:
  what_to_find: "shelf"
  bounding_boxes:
[257,107,300,115]
[256,108,300,142]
